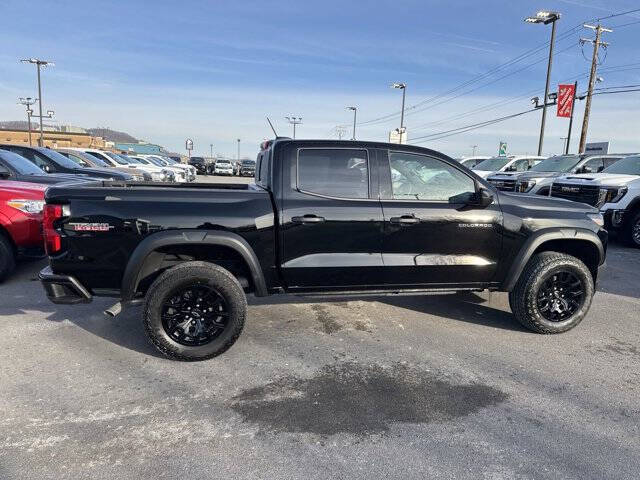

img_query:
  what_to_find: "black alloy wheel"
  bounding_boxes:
[632,217,640,246]
[144,261,246,360]
[536,271,585,322]
[161,284,228,346]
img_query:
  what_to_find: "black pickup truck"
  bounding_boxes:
[39,139,607,360]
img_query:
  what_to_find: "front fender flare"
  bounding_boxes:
[501,227,605,292]
[120,229,268,300]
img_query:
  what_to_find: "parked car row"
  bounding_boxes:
[187,156,256,177]
[472,152,640,247]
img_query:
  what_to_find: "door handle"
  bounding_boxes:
[390,215,420,225]
[292,214,326,224]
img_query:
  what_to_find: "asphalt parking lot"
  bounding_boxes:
[1,207,639,478]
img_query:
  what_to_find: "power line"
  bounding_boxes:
[409,108,537,143]
[594,8,640,22]
[357,25,583,127]
[408,81,640,145]
[359,8,640,130]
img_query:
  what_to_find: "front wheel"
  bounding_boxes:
[624,211,640,248]
[509,251,594,334]
[143,261,246,360]
[0,234,16,283]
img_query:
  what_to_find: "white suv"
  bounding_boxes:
[472,155,545,179]
[550,155,640,247]
[214,159,233,175]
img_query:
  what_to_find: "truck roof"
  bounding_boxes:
[261,138,454,160]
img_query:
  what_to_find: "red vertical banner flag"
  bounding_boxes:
[557,84,576,118]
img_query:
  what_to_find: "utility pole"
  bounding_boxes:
[578,24,611,153]
[525,11,560,156]
[20,58,54,147]
[210,143,213,159]
[285,116,302,139]
[18,97,37,146]
[346,107,357,140]
[237,138,240,161]
[565,80,578,154]
[471,145,478,156]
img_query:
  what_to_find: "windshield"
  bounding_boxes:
[217,160,230,165]
[473,157,511,171]
[602,155,640,175]
[40,148,85,169]
[530,155,580,173]
[242,160,255,166]
[146,157,165,167]
[102,151,129,165]
[0,151,46,175]
[70,151,108,167]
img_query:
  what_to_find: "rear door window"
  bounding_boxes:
[297,149,368,199]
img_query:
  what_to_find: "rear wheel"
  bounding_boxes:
[143,261,246,360]
[509,252,594,334]
[0,234,16,283]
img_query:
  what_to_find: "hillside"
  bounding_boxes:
[86,128,138,143]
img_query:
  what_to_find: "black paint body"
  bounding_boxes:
[41,140,607,302]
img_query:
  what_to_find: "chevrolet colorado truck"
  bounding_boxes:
[551,154,640,247]
[39,139,607,360]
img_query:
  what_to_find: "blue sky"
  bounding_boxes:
[1,0,639,157]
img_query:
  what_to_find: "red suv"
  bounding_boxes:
[0,180,47,281]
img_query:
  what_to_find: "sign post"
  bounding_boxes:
[558,82,577,154]
[498,142,508,157]
[185,138,193,159]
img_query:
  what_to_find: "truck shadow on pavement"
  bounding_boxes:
[250,291,529,333]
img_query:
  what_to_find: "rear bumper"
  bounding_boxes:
[39,266,92,304]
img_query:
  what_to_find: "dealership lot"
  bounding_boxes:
[0,242,638,479]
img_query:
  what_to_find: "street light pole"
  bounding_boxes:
[392,83,407,131]
[237,139,240,161]
[285,116,302,139]
[20,58,54,147]
[471,145,478,156]
[210,143,213,159]
[346,107,357,140]
[18,97,37,146]
[525,11,560,156]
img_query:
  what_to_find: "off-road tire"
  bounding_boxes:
[624,211,640,248]
[508,251,594,334]
[0,233,16,283]
[143,261,246,361]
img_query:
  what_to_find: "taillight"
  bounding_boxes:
[43,204,63,254]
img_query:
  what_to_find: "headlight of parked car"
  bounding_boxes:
[586,212,604,227]
[598,186,627,205]
[7,199,45,214]
[517,180,536,193]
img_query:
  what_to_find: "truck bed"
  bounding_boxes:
[44,180,277,293]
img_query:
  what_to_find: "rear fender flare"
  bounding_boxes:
[502,228,605,292]
[121,230,268,301]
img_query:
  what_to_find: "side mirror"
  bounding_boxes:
[472,188,494,207]
[581,166,592,174]
[0,166,10,178]
[42,164,51,173]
